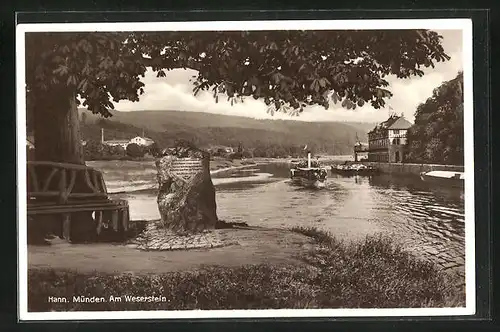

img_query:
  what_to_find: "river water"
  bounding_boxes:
[87,160,466,277]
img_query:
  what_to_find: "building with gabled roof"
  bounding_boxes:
[367,114,412,163]
[129,136,155,147]
[353,133,369,161]
[99,128,156,149]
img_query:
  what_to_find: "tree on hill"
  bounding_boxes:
[407,72,464,165]
[26,30,450,164]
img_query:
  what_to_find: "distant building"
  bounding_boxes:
[129,136,155,147]
[367,114,412,163]
[353,142,369,162]
[103,139,130,149]
[99,128,155,149]
[208,146,234,154]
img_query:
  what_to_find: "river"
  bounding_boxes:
[87,160,465,278]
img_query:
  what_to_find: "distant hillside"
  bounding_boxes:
[78,109,375,155]
[340,122,377,138]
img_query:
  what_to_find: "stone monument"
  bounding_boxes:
[156,141,218,233]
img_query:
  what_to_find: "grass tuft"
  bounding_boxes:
[290,226,465,308]
[28,227,465,311]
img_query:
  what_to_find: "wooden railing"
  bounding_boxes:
[27,161,108,203]
[26,161,129,242]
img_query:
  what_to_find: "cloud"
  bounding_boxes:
[114,29,464,123]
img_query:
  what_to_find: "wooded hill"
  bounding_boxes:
[406,72,464,165]
[79,109,374,155]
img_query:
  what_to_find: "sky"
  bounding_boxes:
[113,29,464,124]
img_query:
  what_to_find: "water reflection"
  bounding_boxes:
[92,160,466,280]
[215,163,465,278]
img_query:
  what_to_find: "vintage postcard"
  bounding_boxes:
[17,18,475,320]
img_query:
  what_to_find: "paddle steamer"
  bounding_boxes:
[290,152,328,189]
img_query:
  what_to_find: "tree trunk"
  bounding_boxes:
[30,89,101,243]
[34,90,84,164]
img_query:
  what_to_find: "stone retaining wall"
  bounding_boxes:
[359,162,464,175]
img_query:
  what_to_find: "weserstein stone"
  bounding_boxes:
[156,141,218,233]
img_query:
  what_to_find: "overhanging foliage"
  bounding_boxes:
[26,30,450,118]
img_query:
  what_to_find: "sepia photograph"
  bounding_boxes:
[17,18,475,320]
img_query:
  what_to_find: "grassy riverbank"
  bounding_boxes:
[27,227,464,311]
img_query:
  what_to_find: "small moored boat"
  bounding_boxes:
[290,153,328,189]
[331,163,379,176]
[420,171,464,188]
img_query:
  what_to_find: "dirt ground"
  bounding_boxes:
[28,227,316,275]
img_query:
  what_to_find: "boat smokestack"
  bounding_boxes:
[307,152,311,168]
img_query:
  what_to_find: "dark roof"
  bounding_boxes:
[387,117,412,130]
[384,117,398,127]
[368,115,412,133]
